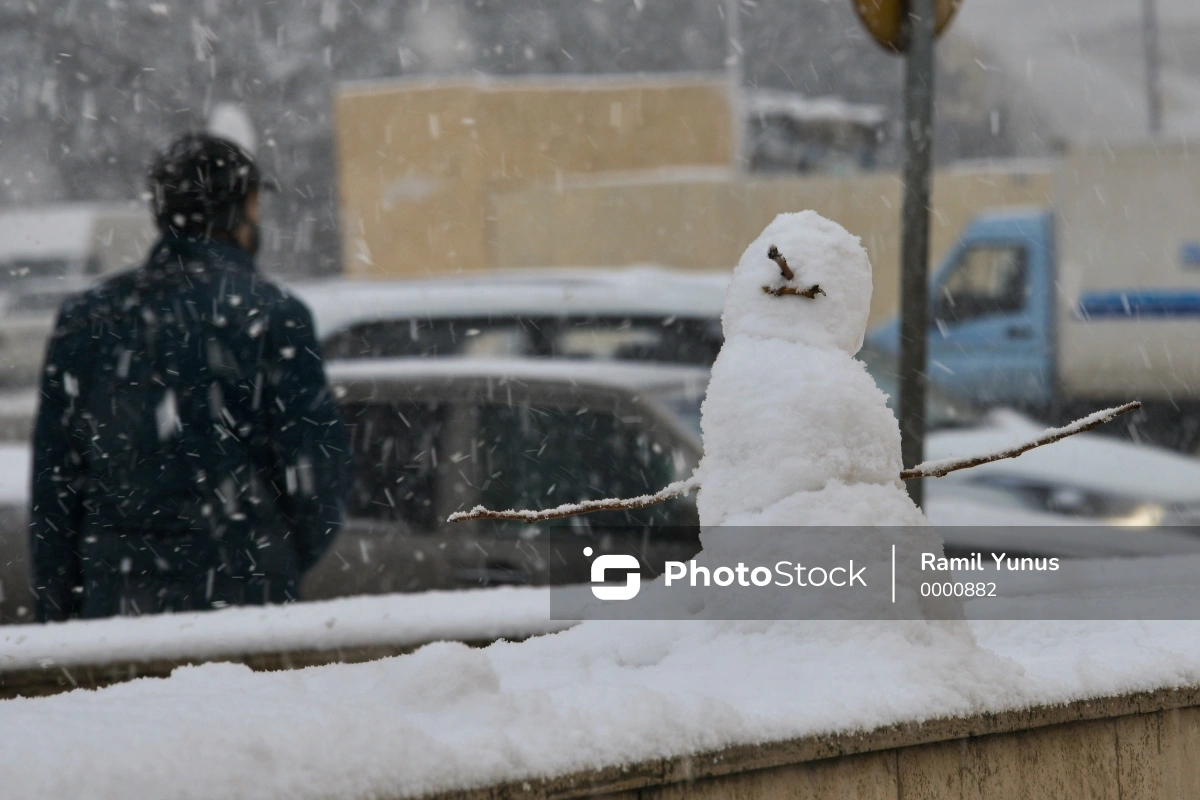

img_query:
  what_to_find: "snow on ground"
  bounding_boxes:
[0,585,569,673]
[4,606,1200,799]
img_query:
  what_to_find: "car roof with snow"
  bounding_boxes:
[928,408,1200,509]
[290,267,731,340]
[327,356,711,396]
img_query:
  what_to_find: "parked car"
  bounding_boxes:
[290,268,729,367]
[0,358,706,622]
[5,349,1200,623]
[0,203,157,386]
[303,358,705,601]
[858,347,1200,522]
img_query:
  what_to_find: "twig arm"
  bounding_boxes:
[900,401,1141,480]
[447,475,702,523]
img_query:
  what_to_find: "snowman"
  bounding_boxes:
[696,210,926,530]
[683,210,958,621]
[454,211,957,620]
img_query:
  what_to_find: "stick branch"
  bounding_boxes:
[447,403,1140,522]
[899,401,1141,480]
[447,476,702,523]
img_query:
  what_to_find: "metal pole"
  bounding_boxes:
[1142,0,1163,135]
[898,0,937,507]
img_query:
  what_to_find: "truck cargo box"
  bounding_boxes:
[1056,143,1200,401]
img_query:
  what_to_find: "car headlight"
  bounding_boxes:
[968,475,1166,526]
[1107,504,1168,527]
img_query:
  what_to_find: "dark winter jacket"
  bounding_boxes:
[30,235,351,621]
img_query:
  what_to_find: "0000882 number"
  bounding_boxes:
[920,582,996,598]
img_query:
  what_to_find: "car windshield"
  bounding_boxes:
[657,390,705,438]
[322,315,724,367]
[473,400,685,529]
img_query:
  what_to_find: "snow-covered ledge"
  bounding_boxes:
[0,586,568,698]
[7,617,1200,797]
[418,684,1200,799]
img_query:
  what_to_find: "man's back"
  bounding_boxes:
[30,235,350,620]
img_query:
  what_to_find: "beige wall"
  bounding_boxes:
[491,165,1053,324]
[334,75,734,279]
[334,75,1052,324]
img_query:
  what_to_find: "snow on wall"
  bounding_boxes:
[0,586,569,673]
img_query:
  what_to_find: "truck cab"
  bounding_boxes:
[866,208,1056,411]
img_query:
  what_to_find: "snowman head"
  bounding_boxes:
[721,211,873,354]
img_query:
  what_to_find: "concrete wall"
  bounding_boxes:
[420,685,1200,800]
[490,164,1053,325]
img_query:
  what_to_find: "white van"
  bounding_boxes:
[0,203,156,386]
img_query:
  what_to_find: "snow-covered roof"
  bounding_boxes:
[0,202,146,260]
[931,408,1200,507]
[327,356,711,396]
[291,267,731,339]
[742,89,886,128]
[339,70,732,96]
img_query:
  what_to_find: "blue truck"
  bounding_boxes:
[867,143,1200,452]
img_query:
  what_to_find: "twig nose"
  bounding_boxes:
[767,245,795,281]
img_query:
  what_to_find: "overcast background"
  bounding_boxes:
[1,0,1193,276]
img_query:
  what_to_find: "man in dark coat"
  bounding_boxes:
[30,133,351,621]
